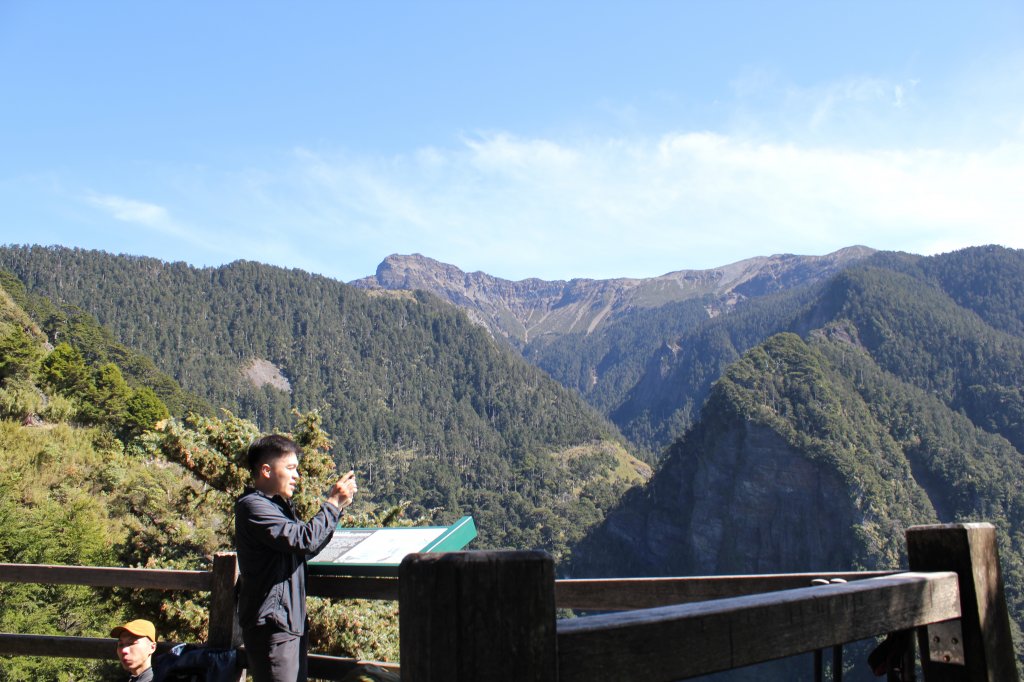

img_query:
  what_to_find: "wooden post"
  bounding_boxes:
[906,523,1018,681]
[208,552,242,648]
[399,550,557,682]
[208,552,245,681]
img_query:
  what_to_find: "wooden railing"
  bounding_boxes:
[1,523,1019,681]
[0,554,400,681]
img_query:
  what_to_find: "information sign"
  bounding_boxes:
[309,515,476,576]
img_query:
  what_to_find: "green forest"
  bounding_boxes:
[0,247,648,557]
[0,281,421,678]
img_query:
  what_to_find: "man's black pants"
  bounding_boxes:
[243,625,308,682]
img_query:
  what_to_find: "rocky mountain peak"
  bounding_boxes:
[350,247,876,347]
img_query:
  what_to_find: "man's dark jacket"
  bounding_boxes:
[234,489,341,635]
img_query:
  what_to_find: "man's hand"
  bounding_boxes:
[327,470,358,510]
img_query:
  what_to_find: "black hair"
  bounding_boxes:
[247,434,301,474]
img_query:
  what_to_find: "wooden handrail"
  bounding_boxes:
[2,566,957,681]
[2,523,1018,681]
[0,634,398,682]
[554,570,898,610]
[307,574,400,600]
[7,562,900,609]
[0,634,183,659]
[0,563,211,591]
[0,561,402,600]
[555,571,962,682]
[308,654,400,680]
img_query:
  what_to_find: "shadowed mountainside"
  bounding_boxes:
[571,248,1024,673]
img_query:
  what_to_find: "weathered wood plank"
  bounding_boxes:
[907,523,1019,682]
[208,552,242,652]
[555,571,898,610]
[0,633,394,682]
[0,562,400,600]
[307,654,400,681]
[0,634,179,659]
[307,574,400,601]
[0,634,117,659]
[557,571,960,682]
[400,551,557,682]
[0,563,211,591]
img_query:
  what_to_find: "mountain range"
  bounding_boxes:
[3,242,1024,676]
[352,247,876,453]
[351,246,874,344]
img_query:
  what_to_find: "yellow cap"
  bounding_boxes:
[110,619,157,641]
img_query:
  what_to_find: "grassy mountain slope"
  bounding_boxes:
[607,280,825,451]
[352,248,874,346]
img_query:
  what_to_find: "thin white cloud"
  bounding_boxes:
[61,51,1024,283]
[69,125,1024,283]
[272,131,1023,279]
[86,194,169,227]
[803,76,915,130]
[83,192,233,260]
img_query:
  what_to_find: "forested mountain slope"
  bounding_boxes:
[606,279,826,450]
[0,269,209,419]
[0,245,647,557]
[571,247,1024,671]
[0,284,218,680]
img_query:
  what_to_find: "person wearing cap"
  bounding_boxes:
[111,619,158,682]
[235,434,358,682]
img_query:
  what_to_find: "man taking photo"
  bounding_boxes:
[235,434,358,682]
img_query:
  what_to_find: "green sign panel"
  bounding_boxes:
[309,515,477,576]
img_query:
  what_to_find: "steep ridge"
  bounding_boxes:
[573,334,939,577]
[609,246,1024,453]
[571,249,1024,667]
[602,279,823,450]
[350,247,875,347]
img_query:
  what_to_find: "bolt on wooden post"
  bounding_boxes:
[906,523,1018,682]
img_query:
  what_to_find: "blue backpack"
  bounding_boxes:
[152,643,240,682]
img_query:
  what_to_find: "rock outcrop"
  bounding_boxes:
[574,419,863,578]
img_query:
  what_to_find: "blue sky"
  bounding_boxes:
[1,2,1022,282]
